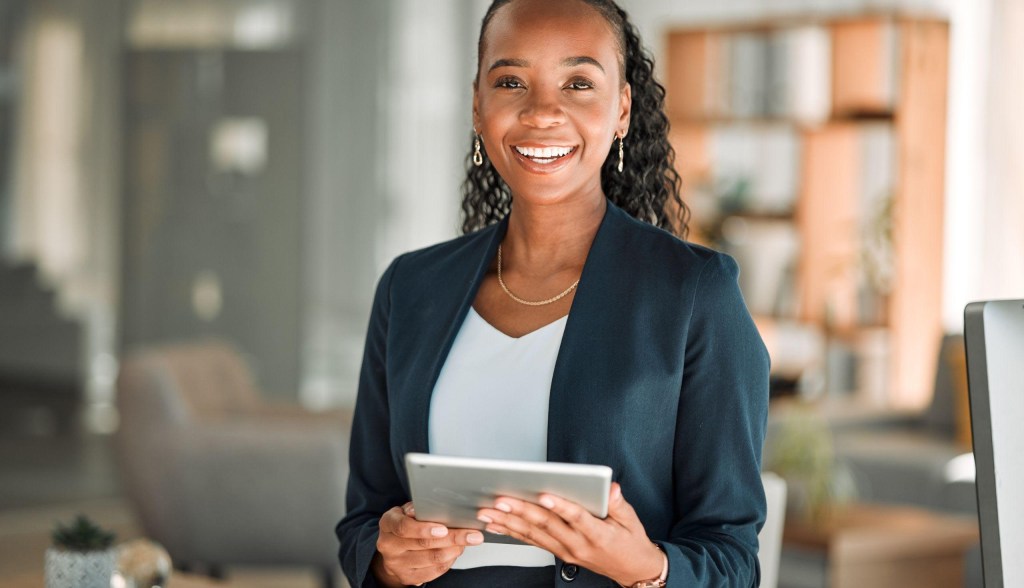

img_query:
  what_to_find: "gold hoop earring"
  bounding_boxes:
[473,134,484,167]
[617,134,625,173]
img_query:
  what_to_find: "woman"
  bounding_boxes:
[336,1,769,586]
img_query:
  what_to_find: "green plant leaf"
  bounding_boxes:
[51,514,116,552]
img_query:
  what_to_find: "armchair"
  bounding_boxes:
[114,340,352,587]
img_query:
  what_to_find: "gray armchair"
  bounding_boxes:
[114,340,352,587]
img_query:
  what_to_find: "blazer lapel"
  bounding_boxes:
[546,202,637,467]
[402,216,509,456]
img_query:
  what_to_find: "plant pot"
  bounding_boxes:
[45,547,117,588]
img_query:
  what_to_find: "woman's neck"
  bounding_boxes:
[502,196,606,276]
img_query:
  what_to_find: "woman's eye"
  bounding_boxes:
[495,77,524,89]
[566,79,595,90]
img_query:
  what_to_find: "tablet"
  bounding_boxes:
[405,453,613,545]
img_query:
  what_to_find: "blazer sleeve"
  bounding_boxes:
[657,252,770,588]
[335,255,405,588]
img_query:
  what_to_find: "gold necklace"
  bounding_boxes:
[497,244,580,306]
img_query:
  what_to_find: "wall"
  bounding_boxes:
[300,0,391,408]
[299,0,482,408]
[6,0,124,431]
[938,0,1024,331]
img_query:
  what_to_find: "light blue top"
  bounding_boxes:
[429,306,568,568]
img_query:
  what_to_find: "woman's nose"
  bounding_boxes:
[519,92,565,128]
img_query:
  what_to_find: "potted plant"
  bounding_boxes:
[45,515,117,588]
[766,409,856,524]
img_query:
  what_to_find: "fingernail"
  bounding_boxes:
[486,526,504,535]
[495,502,511,513]
[539,496,555,509]
[431,526,448,537]
[467,532,484,545]
[477,514,492,524]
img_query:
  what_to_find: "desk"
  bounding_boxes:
[783,503,979,588]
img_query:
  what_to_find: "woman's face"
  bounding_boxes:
[474,0,631,207]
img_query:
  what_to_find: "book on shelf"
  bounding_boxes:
[776,26,831,124]
[709,124,801,214]
[721,218,800,319]
[728,31,769,119]
[668,25,830,122]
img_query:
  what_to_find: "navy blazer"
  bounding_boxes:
[336,200,770,587]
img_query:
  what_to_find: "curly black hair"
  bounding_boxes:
[461,0,689,238]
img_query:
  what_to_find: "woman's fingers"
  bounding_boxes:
[403,545,465,570]
[380,506,450,540]
[604,483,642,529]
[536,492,606,536]
[476,488,649,569]
[379,506,484,551]
[390,529,484,551]
[478,497,574,553]
[381,545,465,586]
[445,528,485,546]
[377,504,484,586]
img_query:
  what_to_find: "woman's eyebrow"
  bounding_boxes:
[562,56,604,72]
[488,58,528,72]
[487,56,605,73]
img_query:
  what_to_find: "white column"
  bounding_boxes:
[300,0,479,409]
[979,0,1024,300]
[942,0,992,330]
[379,0,472,261]
[301,0,392,410]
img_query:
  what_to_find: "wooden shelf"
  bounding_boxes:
[724,210,796,221]
[665,15,949,408]
[670,113,895,127]
[663,11,949,35]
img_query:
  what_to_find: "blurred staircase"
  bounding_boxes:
[0,262,82,435]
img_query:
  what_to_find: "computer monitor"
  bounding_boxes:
[965,299,1024,588]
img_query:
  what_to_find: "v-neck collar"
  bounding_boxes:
[404,198,637,464]
[467,305,569,342]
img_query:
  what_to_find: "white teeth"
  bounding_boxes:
[514,145,574,160]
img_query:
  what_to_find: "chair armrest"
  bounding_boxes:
[170,419,351,567]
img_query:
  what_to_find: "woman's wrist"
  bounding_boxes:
[614,541,667,587]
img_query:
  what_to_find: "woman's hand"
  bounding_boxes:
[476,483,665,587]
[373,502,484,587]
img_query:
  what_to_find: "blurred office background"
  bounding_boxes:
[0,0,1021,586]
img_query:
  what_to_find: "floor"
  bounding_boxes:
[0,418,329,586]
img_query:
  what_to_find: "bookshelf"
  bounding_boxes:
[665,14,949,409]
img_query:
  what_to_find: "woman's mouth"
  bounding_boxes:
[512,145,577,165]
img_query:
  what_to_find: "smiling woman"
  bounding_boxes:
[462,0,686,237]
[335,1,769,587]
[474,0,630,211]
